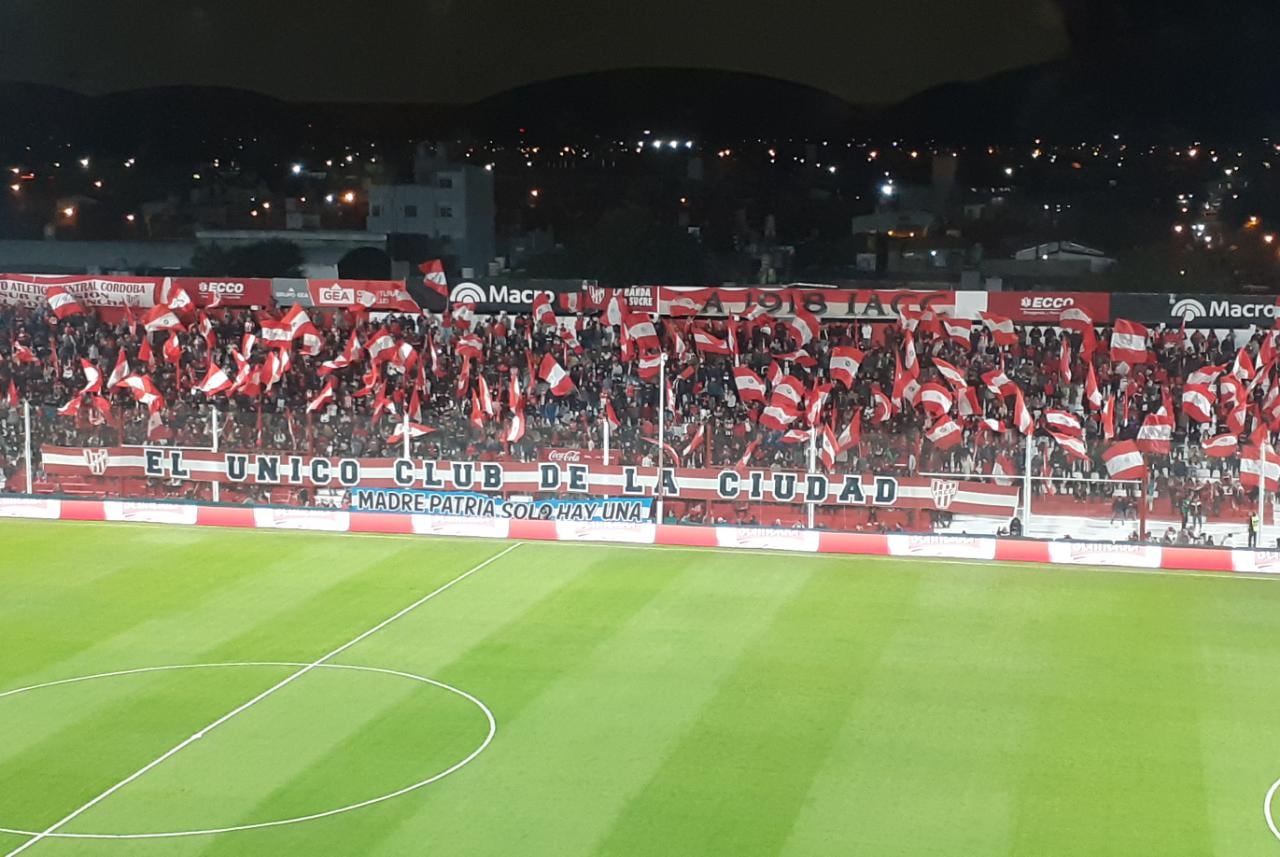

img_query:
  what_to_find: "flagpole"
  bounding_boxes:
[1022,431,1034,533]
[602,410,611,467]
[402,410,411,460]
[657,351,667,525]
[806,423,817,530]
[1260,442,1268,548]
[211,407,220,504]
[22,399,33,496]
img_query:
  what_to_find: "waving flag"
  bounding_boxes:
[1103,441,1146,481]
[982,367,1018,398]
[1181,384,1216,423]
[1013,387,1034,436]
[918,382,954,419]
[1110,319,1150,365]
[539,354,575,396]
[1050,430,1090,462]
[940,316,972,347]
[532,291,555,326]
[870,384,893,423]
[837,409,862,452]
[733,366,767,404]
[932,357,967,390]
[79,358,103,395]
[981,312,1017,346]
[13,342,38,364]
[1044,408,1083,438]
[1060,307,1094,333]
[1202,433,1239,458]
[306,378,337,413]
[692,327,731,356]
[1136,411,1173,454]
[1059,339,1073,383]
[787,306,821,348]
[419,259,449,300]
[143,303,184,333]
[46,285,85,320]
[1084,363,1102,410]
[389,422,437,444]
[925,416,964,450]
[195,363,233,396]
[828,346,863,388]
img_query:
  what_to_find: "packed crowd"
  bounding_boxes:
[0,297,1268,525]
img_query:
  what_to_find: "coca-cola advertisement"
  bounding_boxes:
[537,448,606,465]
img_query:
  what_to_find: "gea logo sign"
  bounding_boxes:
[319,286,356,304]
[450,281,553,307]
[197,281,246,295]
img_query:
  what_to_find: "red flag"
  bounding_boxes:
[195,363,233,396]
[1136,411,1173,454]
[532,292,556,326]
[142,303,184,333]
[1084,362,1102,410]
[162,332,182,366]
[1103,441,1146,481]
[918,382,954,419]
[79,358,103,395]
[1202,433,1239,458]
[828,346,863,389]
[1050,430,1090,462]
[138,335,153,367]
[1043,408,1083,438]
[1059,339,1073,383]
[5,378,17,407]
[539,354,575,396]
[692,327,732,356]
[1181,384,1216,423]
[389,422,437,444]
[57,395,82,417]
[1102,395,1116,440]
[837,409,862,452]
[13,342,38,364]
[419,259,449,300]
[1240,445,1280,491]
[788,306,821,347]
[1110,319,1151,365]
[732,366,767,404]
[1013,387,1033,436]
[980,312,1017,346]
[940,316,972,347]
[46,285,85,320]
[306,379,337,413]
[925,416,964,450]
[870,384,893,423]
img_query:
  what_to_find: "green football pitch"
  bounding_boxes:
[3,520,1280,856]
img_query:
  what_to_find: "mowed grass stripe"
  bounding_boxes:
[587,557,921,857]
[358,548,818,857]
[182,544,692,857]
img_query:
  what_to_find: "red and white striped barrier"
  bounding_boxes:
[0,496,1263,575]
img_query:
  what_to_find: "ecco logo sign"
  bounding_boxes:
[197,281,246,294]
[1020,296,1075,309]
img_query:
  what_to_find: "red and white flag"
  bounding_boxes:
[759,403,801,432]
[389,422,437,444]
[1181,384,1216,423]
[1103,441,1147,481]
[918,382,954,419]
[992,453,1018,486]
[1059,339,1073,383]
[365,328,396,364]
[195,363,233,395]
[120,374,164,413]
[682,424,707,459]
[162,332,182,366]
[1219,374,1245,407]
[1050,430,1090,462]
[1084,362,1102,410]
[820,424,839,471]
[419,259,449,300]
[1241,445,1280,491]
[1136,410,1173,454]
[1202,433,1239,458]
[925,416,964,450]
[1013,387,1034,436]
[539,354,575,396]
[981,312,1017,346]
[805,383,832,427]
[46,285,85,320]
[57,395,82,417]
[1187,363,1226,386]
[772,375,806,410]
[982,367,1018,398]
[940,317,972,347]
[605,293,628,327]
[603,394,620,429]
[956,386,980,417]
[306,379,337,413]
[870,384,893,423]
[733,366,767,404]
[13,342,38,364]
[1044,408,1082,438]
[79,358,103,395]
[143,304,184,333]
[506,375,527,443]
[837,409,862,452]
[692,327,731,356]
[1059,307,1094,333]
[1110,319,1150,364]
[1232,346,1256,381]
[1102,395,1117,440]
[532,292,556,326]
[787,306,820,347]
[451,301,477,331]
[828,346,863,388]
[932,357,967,390]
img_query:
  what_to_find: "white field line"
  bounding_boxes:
[22,517,1280,584]
[1266,777,1280,842]
[3,542,521,856]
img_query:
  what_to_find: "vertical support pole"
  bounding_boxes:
[1022,431,1034,532]
[806,425,817,530]
[211,407,221,503]
[657,352,667,525]
[1260,443,1269,548]
[23,399,33,496]
[402,410,411,460]
[603,411,611,467]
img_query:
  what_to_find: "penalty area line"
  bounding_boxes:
[2,541,521,856]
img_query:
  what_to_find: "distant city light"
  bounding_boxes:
[668,141,679,149]
[880,182,895,196]
[529,188,540,198]
[828,166,837,174]
[324,193,335,203]
[342,191,355,203]
[290,163,303,175]
[684,141,694,149]
[261,201,271,210]
[345,154,354,163]
[1267,235,1276,245]
[192,173,201,180]
[8,184,18,193]
[484,163,494,171]
[125,214,136,223]
[652,140,663,149]
[1004,167,1015,176]
[78,157,89,169]
[250,210,259,217]
[1173,224,1184,233]
[92,180,103,188]
[62,206,75,218]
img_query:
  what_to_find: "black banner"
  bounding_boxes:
[418,278,591,313]
[1110,293,1280,328]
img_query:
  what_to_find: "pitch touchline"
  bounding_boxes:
[3,542,521,857]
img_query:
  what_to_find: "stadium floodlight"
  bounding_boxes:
[880,182,895,197]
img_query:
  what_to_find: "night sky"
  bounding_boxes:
[3,0,1070,105]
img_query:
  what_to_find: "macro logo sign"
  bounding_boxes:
[449,282,487,305]
[929,478,959,510]
[1170,298,1207,321]
[83,448,110,477]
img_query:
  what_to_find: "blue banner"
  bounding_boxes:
[350,489,653,522]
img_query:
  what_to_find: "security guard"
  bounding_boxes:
[1249,513,1260,549]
